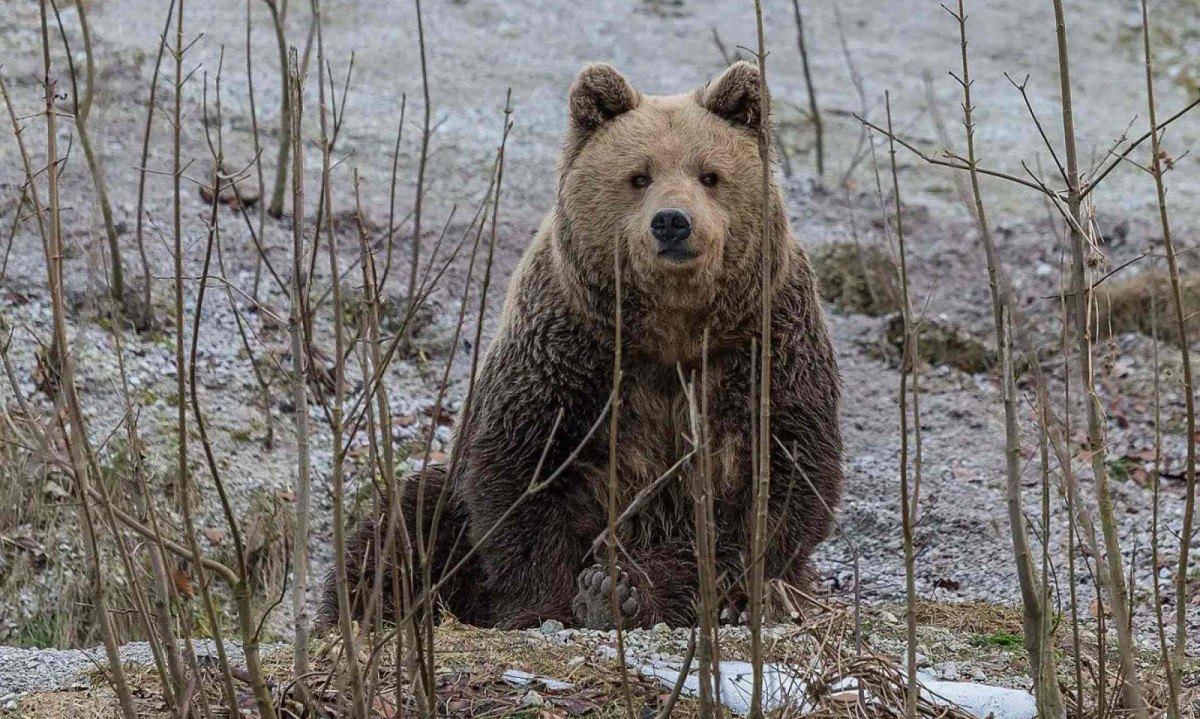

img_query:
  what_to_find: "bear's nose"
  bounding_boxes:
[650,208,693,246]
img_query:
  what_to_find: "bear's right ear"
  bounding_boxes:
[568,64,641,135]
[699,61,764,130]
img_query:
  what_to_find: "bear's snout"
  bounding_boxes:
[650,208,696,262]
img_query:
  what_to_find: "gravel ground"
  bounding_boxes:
[0,640,276,708]
[0,0,1198,701]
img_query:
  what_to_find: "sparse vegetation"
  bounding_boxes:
[971,631,1024,649]
[0,0,1198,717]
[1097,270,1200,346]
[877,313,994,374]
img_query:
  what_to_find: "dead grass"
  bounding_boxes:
[16,598,1162,717]
[221,489,295,627]
[811,241,901,316]
[910,599,1024,636]
[874,314,995,374]
[7,689,165,719]
[17,599,1196,717]
[0,407,109,649]
[1096,270,1200,346]
[5,601,1004,718]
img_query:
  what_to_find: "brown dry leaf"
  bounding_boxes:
[950,467,976,483]
[395,414,416,427]
[1130,447,1156,463]
[552,696,601,716]
[372,694,396,717]
[421,404,455,426]
[828,691,860,705]
[4,289,31,305]
[428,451,447,463]
[277,490,296,503]
[203,527,226,545]
[1089,599,1114,619]
[172,567,195,599]
[933,577,961,591]
[1110,401,1129,429]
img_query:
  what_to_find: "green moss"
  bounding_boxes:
[10,613,67,649]
[971,631,1024,649]
[1107,458,1133,484]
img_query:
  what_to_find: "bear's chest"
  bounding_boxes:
[586,364,746,541]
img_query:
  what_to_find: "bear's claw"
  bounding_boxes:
[573,564,639,629]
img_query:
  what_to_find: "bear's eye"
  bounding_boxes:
[699,172,719,188]
[630,173,652,189]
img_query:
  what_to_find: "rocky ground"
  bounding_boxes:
[0,0,1199,711]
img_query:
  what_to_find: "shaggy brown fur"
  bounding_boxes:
[322,61,843,631]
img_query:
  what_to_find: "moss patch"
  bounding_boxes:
[812,241,902,316]
[971,631,1026,649]
[875,313,995,374]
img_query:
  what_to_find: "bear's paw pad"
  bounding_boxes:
[572,564,638,630]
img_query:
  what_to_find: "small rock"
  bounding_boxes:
[539,619,564,635]
[43,481,70,500]
[199,160,261,209]
[938,661,960,681]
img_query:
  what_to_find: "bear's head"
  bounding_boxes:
[552,61,791,353]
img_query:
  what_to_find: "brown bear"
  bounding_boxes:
[323,61,843,631]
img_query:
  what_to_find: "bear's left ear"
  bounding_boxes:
[568,63,641,135]
[699,61,764,130]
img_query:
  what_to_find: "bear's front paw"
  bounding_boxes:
[572,564,639,630]
[719,605,750,626]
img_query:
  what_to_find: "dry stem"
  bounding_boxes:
[1140,0,1195,706]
